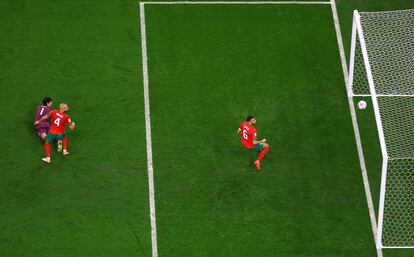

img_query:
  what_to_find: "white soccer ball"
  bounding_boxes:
[358,100,367,110]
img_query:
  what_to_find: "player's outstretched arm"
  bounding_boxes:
[237,128,241,134]
[34,115,49,125]
[69,122,75,130]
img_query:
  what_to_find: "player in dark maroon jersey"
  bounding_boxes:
[34,97,53,141]
[35,103,75,163]
[237,115,269,171]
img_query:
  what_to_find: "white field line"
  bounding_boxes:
[143,1,331,5]
[330,1,382,257]
[376,94,414,97]
[350,94,414,97]
[382,246,414,249]
[140,3,159,257]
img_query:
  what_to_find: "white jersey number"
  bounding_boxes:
[54,118,61,127]
[242,129,248,140]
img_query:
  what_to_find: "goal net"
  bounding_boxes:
[348,9,414,249]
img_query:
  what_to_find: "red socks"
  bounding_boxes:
[45,142,51,157]
[63,137,68,150]
[257,146,268,162]
[45,137,68,157]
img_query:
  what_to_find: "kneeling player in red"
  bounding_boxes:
[237,115,269,171]
[34,103,75,163]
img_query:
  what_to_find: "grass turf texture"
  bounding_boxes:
[0,1,151,257]
[145,4,375,257]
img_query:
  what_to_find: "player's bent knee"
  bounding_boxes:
[264,143,269,148]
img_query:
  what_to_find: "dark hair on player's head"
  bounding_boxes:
[43,97,52,106]
[246,115,255,122]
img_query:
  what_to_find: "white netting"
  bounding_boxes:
[382,159,414,246]
[378,97,414,159]
[351,35,370,95]
[350,9,414,247]
[351,9,414,96]
[378,96,414,246]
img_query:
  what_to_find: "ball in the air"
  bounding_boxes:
[358,100,367,110]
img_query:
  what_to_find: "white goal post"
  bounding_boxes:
[348,9,414,249]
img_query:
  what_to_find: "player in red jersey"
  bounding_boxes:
[237,115,269,171]
[34,103,75,163]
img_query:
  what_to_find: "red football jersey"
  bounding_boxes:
[48,110,73,134]
[239,121,257,149]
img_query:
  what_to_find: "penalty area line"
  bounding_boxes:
[329,1,382,257]
[140,2,159,257]
[142,1,331,5]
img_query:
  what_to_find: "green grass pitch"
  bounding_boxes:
[1,1,413,257]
